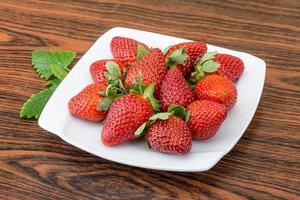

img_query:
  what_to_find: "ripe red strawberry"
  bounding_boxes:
[194,75,237,109]
[89,59,126,84]
[158,66,194,111]
[101,94,154,146]
[214,53,244,81]
[101,79,159,146]
[124,48,167,91]
[68,83,107,122]
[187,100,227,140]
[191,52,244,82]
[147,116,192,155]
[165,41,207,75]
[110,36,150,67]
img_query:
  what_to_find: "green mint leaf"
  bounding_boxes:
[136,45,149,61]
[98,97,113,111]
[32,50,75,80]
[202,60,220,72]
[163,45,172,55]
[44,79,61,88]
[50,64,68,80]
[198,51,217,65]
[149,112,172,121]
[134,122,149,138]
[166,46,188,67]
[20,85,58,118]
[167,104,188,120]
[143,84,154,99]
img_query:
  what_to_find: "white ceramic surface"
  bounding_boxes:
[38,27,266,172]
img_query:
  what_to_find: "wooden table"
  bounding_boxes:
[1,0,299,199]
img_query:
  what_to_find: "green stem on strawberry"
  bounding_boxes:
[190,51,220,83]
[136,44,150,62]
[134,104,190,138]
[129,72,160,112]
[98,61,128,111]
[165,46,188,69]
[167,104,190,123]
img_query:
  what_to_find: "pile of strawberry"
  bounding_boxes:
[68,36,244,155]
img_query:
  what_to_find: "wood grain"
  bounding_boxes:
[0,0,300,199]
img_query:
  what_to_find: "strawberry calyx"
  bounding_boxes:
[129,72,160,112]
[165,46,189,69]
[190,51,220,83]
[163,45,172,55]
[134,104,190,138]
[98,61,127,111]
[136,44,150,62]
[167,104,190,123]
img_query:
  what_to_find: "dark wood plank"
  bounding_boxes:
[0,0,299,199]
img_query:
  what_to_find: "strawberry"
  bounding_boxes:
[101,79,159,146]
[68,83,107,122]
[165,41,207,75]
[187,100,227,140]
[110,36,150,67]
[89,59,126,84]
[124,48,167,92]
[101,94,153,146]
[158,66,194,111]
[214,53,244,81]
[147,116,192,155]
[191,52,244,82]
[194,75,237,109]
[134,105,192,155]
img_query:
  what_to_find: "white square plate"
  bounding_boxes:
[38,27,266,172]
